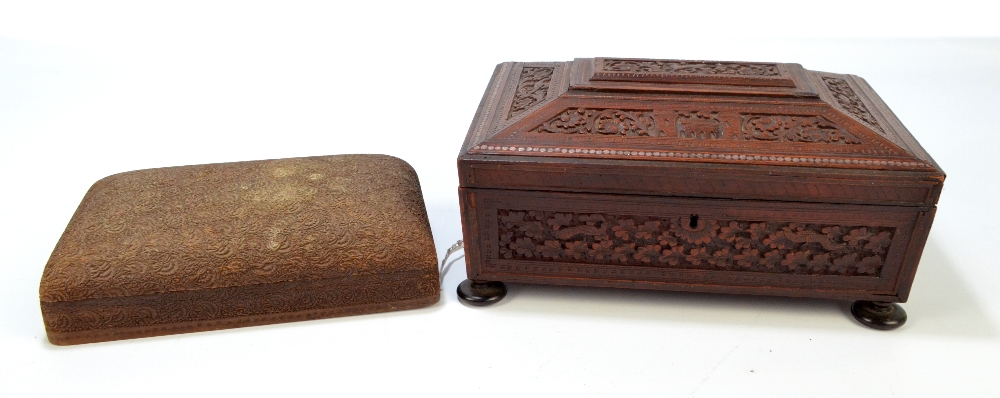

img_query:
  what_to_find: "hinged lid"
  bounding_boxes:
[460,57,942,173]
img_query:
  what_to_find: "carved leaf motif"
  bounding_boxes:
[657,231,678,248]
[659,246,686,266]
[580,214,607,225]
[635,221,661,240]
[865,231,893,254]
[844,227,874,248]
[807,253,833,272]
[763,250,784,269]
[510,237,536,257]
[634,244,662,263]
[856,256,883,275]
[564,241,590,260]
[538,240,563,259]
[612,219,639,240]
[734,248,761,269]
[497,209,895,276]
[533,108,659,137]
[590,240,616,260]
[548,213,574,229]
[710,248,735,267]
[686,247,712,265]
[611,243,637,263]
[517,220,550,239]
[499,211,526,227]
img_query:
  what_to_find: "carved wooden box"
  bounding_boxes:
[457,58,944,327]
[40,155,440,345]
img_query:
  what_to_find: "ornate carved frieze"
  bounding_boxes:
[497,209,894,276]
[532,108,660,136]
[740,114,862,144]
[508,67,554,119]
[602,59,781,77]
[822,77,883,131]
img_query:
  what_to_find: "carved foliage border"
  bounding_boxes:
[822,76,883,132]
[601,59,782,77]
[497,209,894,277]
[530,108,864,146]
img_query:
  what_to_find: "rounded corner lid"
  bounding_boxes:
[40,155,440,303]
[461,58,942,174]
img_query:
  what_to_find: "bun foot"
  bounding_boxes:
[851,301,907,330]
[457,280,507,306]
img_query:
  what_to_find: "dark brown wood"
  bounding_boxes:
[851,301,907,330]
[456,280,508,306]
[457,57,944,327]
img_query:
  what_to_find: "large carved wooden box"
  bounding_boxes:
[457,58,944,328]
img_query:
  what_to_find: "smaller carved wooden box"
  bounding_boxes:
[457,58,944,328]
[40,155,440,345]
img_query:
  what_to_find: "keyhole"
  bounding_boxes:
[689,214,699,228]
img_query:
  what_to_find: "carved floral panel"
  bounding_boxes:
[740,114,862,144]
[497,209,894,276]
[508,67,554,119]
[532,108,660,136]
[602,59,781,77]
[822,76,883,131]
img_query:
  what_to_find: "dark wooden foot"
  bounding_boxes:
[457,280,507,306]
[851,301,907,330]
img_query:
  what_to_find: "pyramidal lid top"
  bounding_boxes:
[461,57,941,174]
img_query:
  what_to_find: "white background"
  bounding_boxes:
[2,1,999,396]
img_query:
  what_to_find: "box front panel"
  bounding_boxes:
[462,188,926,301]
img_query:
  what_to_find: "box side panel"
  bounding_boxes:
[41,270,439,345]
[892,206,937,302]
[463,188,928,301]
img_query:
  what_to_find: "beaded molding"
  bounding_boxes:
[470,145,926,168]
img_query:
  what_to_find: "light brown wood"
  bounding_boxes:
[40,155,440,345]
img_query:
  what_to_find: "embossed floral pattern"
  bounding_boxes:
[40,155,440,329]
[497,209,895,276]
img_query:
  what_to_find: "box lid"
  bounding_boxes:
[39,155,439,304]
[459,58,944,206]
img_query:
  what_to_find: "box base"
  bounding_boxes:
[46,295,439,346]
